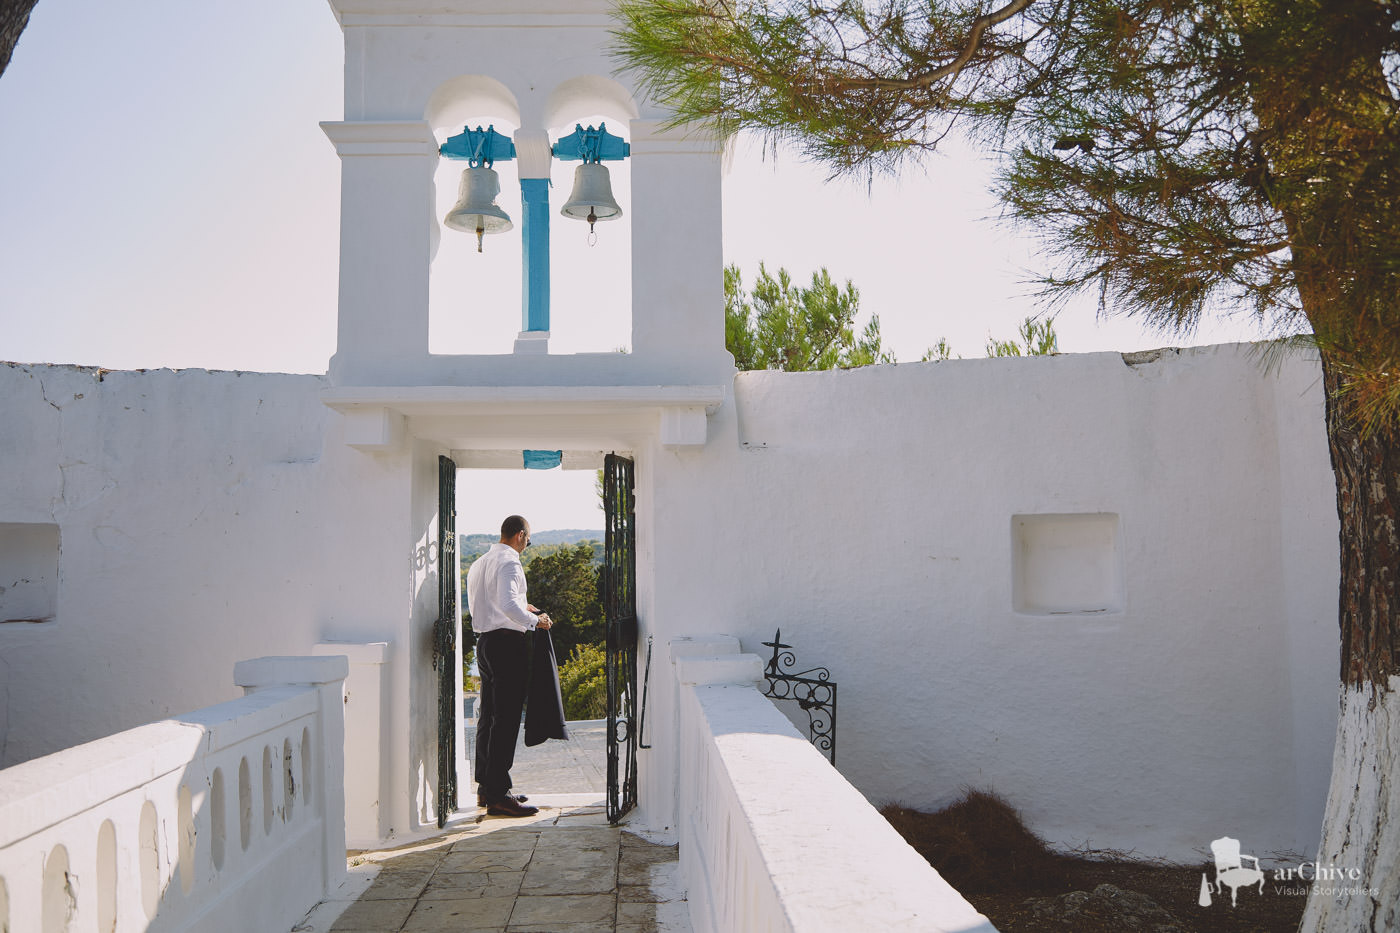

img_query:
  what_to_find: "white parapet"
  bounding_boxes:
[674,650,998,933]
[0,655,348,933]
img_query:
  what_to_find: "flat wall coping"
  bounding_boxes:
[313,641,391,665]
[235,655,351,688]
[675,654,763,687]
[669,635,741,660]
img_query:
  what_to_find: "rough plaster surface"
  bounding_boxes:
[0,366,408,806]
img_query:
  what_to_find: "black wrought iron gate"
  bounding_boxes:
[602,453,638,823]
[434,454,458,828]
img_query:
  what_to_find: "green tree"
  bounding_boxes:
[615,4,1400,926]
[921,338,957,362]
[921,317,1058,360]
[726,263,893,370]
[558,644,608,721]
[524,542,605,662]
[985,317,1058,358]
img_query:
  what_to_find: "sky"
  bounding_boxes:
[0,0,1270,532]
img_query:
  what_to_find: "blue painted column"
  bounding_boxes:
[520,178,550,333]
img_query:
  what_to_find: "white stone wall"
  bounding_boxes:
[642,344,1339,861]
[0,345,1339,860]
[0,364,424,842]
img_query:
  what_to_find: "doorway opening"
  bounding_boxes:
[454,458,612,812]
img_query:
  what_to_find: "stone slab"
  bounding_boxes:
[533,826,619,851]
[519,866,618,895]
[618,900,659,925]
[329,897,416,931]
[372,849,449,872]
[422,870,525,900]
[527,844,618,868]
[442,849,535,873]
[509,893,617,925]
[521,846,618,895]
[359,870,433,900]
[550,806,610,827]
[452,830,542,852]
[402,895,516,931]
[509,921,617,933]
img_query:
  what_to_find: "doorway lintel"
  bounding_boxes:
[321,384,725,453]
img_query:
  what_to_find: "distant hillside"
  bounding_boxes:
[530,529,605,546]
[459,529,604,565]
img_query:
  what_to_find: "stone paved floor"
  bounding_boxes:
[295,723,687,933]
[296,804,687,933]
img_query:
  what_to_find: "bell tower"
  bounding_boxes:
[315,0,728,840]
[319,0,731,429]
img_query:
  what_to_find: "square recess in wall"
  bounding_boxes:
[0,522,60,624]
[1012,513,1123,615]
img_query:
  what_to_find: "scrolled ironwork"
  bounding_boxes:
[760,629,837,765]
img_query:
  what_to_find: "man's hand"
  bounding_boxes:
[536,613,553,630]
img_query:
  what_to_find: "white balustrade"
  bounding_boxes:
[671,636,998,933]
[0,655,347,933]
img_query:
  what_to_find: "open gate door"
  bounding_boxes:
[434,454,458,827]
[602,453,638,823]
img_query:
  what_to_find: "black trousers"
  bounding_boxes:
[475,628,530,800]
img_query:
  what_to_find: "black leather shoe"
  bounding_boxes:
[486,796,539,817]
[477,793,528,807]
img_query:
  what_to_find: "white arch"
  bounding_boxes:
[543,75,641,136]
[426,75,521,136]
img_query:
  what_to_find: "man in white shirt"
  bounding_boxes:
[467,514,554,817]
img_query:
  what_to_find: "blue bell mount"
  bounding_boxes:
[551,123,630,162]
[438,121,630,163]
[439,124,517,165]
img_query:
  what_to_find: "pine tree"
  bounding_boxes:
[616,4,1400,928]
[725,262,893,370]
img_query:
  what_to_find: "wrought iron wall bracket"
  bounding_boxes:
[760,629,837,765]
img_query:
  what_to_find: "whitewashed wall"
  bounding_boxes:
[0,363,430,843]
[641,344,1339,861]
[1,345,1339,861]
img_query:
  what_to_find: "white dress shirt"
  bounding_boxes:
[466,542,538,634]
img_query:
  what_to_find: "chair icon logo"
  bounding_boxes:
[1198,836,1266,907]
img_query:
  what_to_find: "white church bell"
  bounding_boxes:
[560,162,623,232]
[444,166,513,252]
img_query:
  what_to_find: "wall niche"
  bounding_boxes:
[0,523,60,624]
[1013,513,1123,615]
